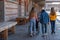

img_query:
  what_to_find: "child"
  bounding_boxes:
[29,7,37,37]
[39,9,49,37]
[49,7,57,34]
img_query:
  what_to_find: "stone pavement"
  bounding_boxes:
[6,22,60,40]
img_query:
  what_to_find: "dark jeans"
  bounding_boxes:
[50,21,55,33]
[41,24,47,34]
[36,20,38,31]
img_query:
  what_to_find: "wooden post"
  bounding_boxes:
[2,29,8,40]
[10,26,15,34]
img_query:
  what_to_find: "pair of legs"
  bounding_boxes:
[50,21,55,34]
[41,24,47,34]
[29,19,36,36]
[36,20,39,31]
[36,20,40,34]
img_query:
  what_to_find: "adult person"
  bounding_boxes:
[33,3,40,34]
[49,7,57,34]
[39,9,49,37]
[29,7,37,37]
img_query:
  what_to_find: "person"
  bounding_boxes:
[39,9,49,37]
[49,7,57,34]
[33,3,40,34]
[35,12,39,34]
[29,7,37,37]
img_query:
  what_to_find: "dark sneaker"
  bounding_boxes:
[51,32,54,34]
[53,32,55,34]
[30,34,33,37]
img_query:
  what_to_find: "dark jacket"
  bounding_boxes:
[39,10,49,24]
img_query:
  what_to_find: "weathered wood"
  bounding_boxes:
[0,22,17,40]
[9,26,15,34]
[2,29,8,40]
[16,18,26,25]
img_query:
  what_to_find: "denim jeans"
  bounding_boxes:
[29,19,36,34]
[50,21,55,32]
[41,24,47,34]
[36,20,38,31]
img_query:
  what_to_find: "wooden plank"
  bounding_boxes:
[0,22,17,32]
[5,0,18,4]
[5,1,18,21]
[0,22,17,40]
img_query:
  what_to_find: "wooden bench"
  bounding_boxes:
[16,17,29,25]
[16,18,26,25]
[0,22,17,40]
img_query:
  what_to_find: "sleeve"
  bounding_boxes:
[47,13,50,22]
[39,13,43,23]
[38,13,41,21]
[48,15,50,22]
[39,13,42,20]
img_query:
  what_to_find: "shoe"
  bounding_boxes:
[30,34,33,37]
[53,32,55,34]
[33,33,36,36]
[51,32,55,34]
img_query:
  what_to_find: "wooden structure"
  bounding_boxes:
[0,0,19,22]
[16,17,29,25]
[16,18,26,25]
[0,22,17,40]
[16,0,32,25]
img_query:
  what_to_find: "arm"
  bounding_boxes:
[48,15,50,24]
[47,13,50,24]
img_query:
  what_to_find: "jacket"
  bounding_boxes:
[39,10,49,24]
[49,13,57,21]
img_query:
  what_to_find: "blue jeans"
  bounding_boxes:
[29,19,36,34]
[50,21,55,33]
[41,24,47,34]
